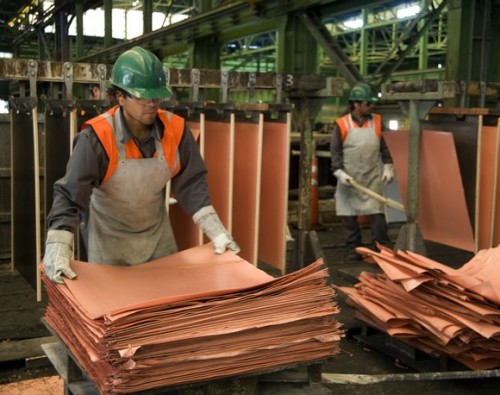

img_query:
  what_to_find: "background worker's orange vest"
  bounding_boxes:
[336,113,382,143]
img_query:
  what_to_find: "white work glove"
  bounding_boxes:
[193,205,240,254]
[381,163,394,184]
[334,169,353,186]
[43,229,77,284]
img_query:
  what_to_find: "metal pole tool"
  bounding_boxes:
[348,179,405,213]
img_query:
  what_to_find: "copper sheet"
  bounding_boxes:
[232,117,263,264]
[421,118,478,226]
[384,130,474,251]
[477,126,498,250]
[339,245,500,370]
[490,123,500,246]
[258,118,290,272]
[59,244,273,319]
[43,245,343,393]
[204,119,233,230]
[169,114,290,268]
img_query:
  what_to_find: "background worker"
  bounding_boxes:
[43,46,239,283]
[90,83,101,100]
[330,82,394,260]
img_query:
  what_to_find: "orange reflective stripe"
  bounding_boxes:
[83,106,186,185]
[337,113,382,143]
[336,114,350,143]
[83,106,120,184]
[372,113,382,140]
[157,110,185,177]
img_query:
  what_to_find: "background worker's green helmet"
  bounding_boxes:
[348,82,376,102]
[109,46,172,99]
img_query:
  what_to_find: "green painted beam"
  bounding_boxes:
[75,0,84,59]
[220,45,276,60]
[317,0,394,17]
[103,0,113,48]
[143,0,153,34]
[218,20,277,43]
[445,0,474,82]
[418,0,430,70]
[359,8,368,75]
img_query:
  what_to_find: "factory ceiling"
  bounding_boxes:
[0,0,452,90]
[0,0,404,62]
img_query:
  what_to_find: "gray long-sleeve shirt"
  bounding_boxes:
[47,111,210,233]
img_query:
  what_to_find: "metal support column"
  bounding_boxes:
[382,80,457,254]
[289,96,325,272]
[395,99,435,254]
[75,0,84,59]
[103,0,113,48]
[143,0,153,34]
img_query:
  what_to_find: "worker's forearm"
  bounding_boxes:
[170,125,211,215]
[380,136,393,164]
[330,124,344,172]
[47,129,103,232]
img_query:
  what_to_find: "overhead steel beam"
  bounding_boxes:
[76,2,258,63]
[73,0,391,64]
[314,0,395,16]
[370,0,448,86]
[298,11,364,86]
[12,0,101,47]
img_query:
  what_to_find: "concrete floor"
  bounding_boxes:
[1,221,500,394]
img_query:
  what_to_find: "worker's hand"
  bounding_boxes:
[211,233,240,255]
[193,205,241,255]
[43,229,77,284]
[381,163,394,184]
[334,169,353,186]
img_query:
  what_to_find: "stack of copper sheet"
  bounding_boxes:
[338,245,500,370]
[43,245,343,394]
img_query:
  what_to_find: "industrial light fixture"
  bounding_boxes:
[396,4,421,19]
[343,18,363,29]
[389,120,399,130]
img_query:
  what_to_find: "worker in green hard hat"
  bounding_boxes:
[330,82,394,261]
[43,46,239,283]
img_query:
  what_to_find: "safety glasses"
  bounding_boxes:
[127,94,163,105]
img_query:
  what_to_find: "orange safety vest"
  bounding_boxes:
[336,113,382,143]
[83,106,185,184]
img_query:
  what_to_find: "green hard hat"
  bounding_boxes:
[109,46,172,99]
[348,82,376,102]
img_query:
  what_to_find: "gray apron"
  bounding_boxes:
[335,114,384,216]
[87,110,177,265]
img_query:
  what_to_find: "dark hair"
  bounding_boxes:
[106,86,130,100]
